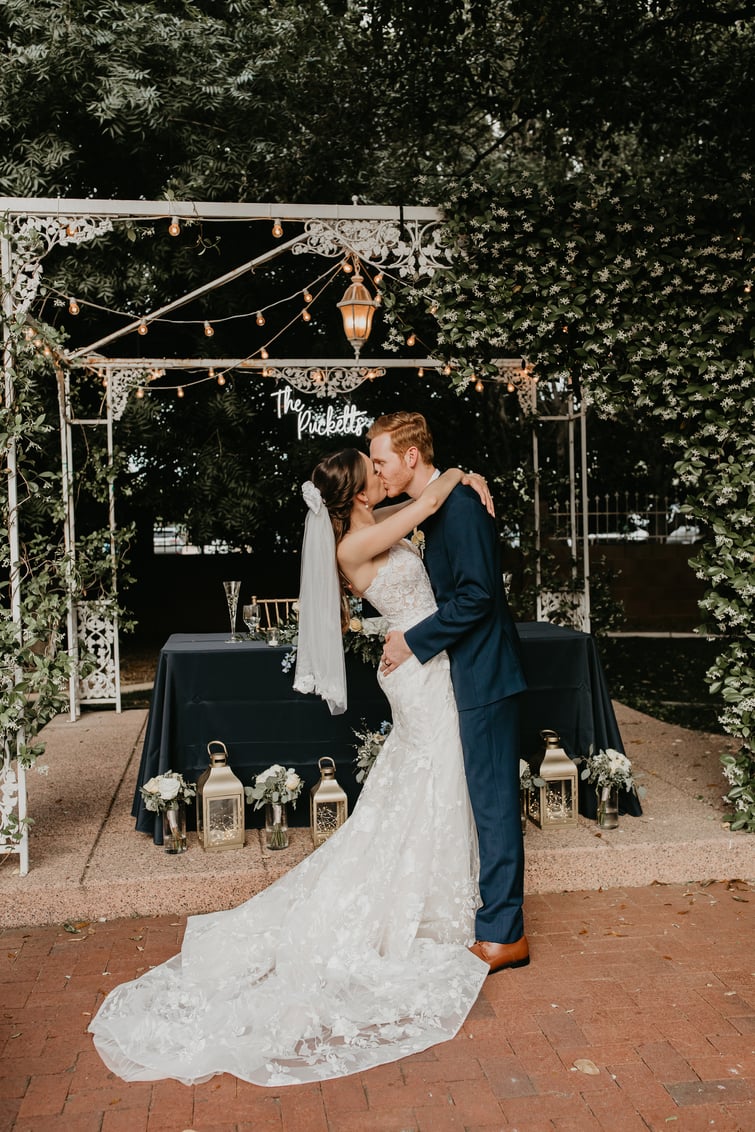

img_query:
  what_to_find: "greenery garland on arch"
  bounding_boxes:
[387,174,755,832]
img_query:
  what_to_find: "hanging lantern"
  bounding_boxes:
[196,740,246,850]
[337,260,378,358]
[310,757,348,847]
[527,729,579,829]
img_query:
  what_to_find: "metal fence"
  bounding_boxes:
[548,494,703,545]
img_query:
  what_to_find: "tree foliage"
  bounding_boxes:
[2,0,755,827]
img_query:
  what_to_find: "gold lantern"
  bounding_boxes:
[310,757,348,847]
[337,259,378,358]
[196,740,246,851]
[527,729,579,829]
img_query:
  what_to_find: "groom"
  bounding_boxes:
[368,411,529,973]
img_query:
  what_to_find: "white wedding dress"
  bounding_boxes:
[90,541,487,1086]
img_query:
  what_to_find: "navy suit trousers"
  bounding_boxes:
[458,695,524,944]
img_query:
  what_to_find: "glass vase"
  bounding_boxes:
[596,784,619,829]
[264,801,289,849]
[162,801,187,853]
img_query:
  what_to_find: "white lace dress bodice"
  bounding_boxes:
[90,541,485,1087]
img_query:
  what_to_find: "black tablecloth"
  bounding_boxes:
[133,624,641,842]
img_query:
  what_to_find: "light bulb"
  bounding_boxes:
[746,283,752,294]
[168,216,180,237]
[65,222,78,236]
[302,308,311,323]
[135,387,144,399]
[137,320,148,336]
[342,259,353,273]
[68,298,80,316]
[442,364,451,376]
[507,382,515,393]
[475,380,484,393]
[43,344,52,357]
[406,333,416,347]
[177,386,185,398]
[303,289,313,303]
[272,219,283,237]
[203,320,214,337]
[217,373,226,386]
[208,367,215,378]
[260,347,269,360]
[312,369,325,384]
[417,367,424,377]
[256,311,265,326]
[374,272,383,285]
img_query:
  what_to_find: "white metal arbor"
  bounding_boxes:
[1,195,590,874]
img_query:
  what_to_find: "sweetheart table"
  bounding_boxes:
[133,623,641,842]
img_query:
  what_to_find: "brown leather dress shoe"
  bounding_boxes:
[469,935,530,973]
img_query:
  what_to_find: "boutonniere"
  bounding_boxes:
[411,527,425,557]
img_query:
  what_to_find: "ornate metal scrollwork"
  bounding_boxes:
[6,215,114,314]
[76,600,119,704]
[293,220,450,278]
[495,359,537,414]
[104,366,149,420]
[0,756,20,850]
[276,365,386,397]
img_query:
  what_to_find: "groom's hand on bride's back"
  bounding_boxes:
[380,631,412,675]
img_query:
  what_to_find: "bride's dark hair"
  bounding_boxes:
[311,448,367,545]
[311,449,367,630]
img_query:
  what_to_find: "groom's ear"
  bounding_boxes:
[405,446,419,468]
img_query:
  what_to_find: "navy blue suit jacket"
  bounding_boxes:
[404,483,526,711]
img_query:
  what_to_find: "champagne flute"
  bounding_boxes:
[242,598,260,639]
[223,580,241,642]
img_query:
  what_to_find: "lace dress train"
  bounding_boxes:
[89,542,486,1086]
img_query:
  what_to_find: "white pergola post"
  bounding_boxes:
[1,227,29,874]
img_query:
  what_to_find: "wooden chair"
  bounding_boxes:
[256,598,298,629]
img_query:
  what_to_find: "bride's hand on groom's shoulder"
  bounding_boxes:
[461,471,495,517]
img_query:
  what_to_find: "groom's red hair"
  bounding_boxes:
[367,411,434,463]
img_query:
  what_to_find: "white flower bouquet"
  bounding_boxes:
[519,759,544,794]
[580,747,644,796]
[353,720,392,783]
[244,764,303,810]
[140,771,196,812]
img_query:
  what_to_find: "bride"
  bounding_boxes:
[89,449,491,1087]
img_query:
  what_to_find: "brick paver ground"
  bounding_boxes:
[1,880,753,1131]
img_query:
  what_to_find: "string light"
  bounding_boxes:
[507,381,515,393]
[65,222,78,237]
[177,386,185,398]
[135,386,144,398]
[68,298,80,316]
[216,373,226,386]
[745,283,752,294]
[256,311,265,326]
[208,367,215,379]
[303,289,313,303]
[475,379,484,393]
[137,320,148,336]
[341,258,353,274]
[203,320,214,337]
[302,308,312,323]
[417,367,424,377]
[168,216,180,237]
[260,347,269,359]
[374,272,383,285]
[442,363,452,376]
[272,219,283,238]
[406,332,416,347]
